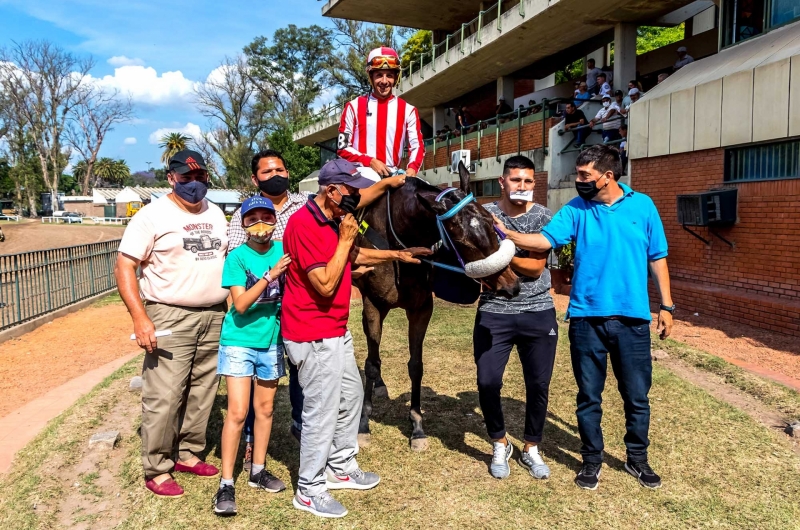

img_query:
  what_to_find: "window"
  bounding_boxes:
[470,179,501,197]
[319,138,337,167]
[724,139,800,182]
[722,0,800,47]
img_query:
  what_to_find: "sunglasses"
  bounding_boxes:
[367,55,400,70]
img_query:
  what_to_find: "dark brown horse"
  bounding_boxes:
[354,163,520,451]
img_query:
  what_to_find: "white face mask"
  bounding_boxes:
[603,100,610,108]
[509,190,533,202]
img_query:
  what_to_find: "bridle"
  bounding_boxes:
[385,186,506,275]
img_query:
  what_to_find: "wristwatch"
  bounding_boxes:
[659,304,675,313]
[262,271,272,283]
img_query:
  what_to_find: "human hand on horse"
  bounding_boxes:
[370,158,391,177]
[384,174,407,188]
[394,246,433,264]
[339,213,360,244]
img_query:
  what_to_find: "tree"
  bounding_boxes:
[159,132,193,166]
[400,30,432,69]
[244,25,333,128]
[66,85,133,194]
[194,55,266,188]
[637,24,686,55]
[0,41,93,213]
[93,157,130,186]
[266,128,320,192]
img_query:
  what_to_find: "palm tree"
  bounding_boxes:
[159,133,193,166]
[72,159,88,183]
[93,157,130,186]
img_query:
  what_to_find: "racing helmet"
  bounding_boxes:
[366,47,401,87]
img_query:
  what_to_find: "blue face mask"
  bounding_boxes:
[173,179,208,204]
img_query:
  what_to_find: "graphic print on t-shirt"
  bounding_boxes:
[181,222,222,261]
[244,269,284,304]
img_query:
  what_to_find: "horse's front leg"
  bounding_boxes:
[358,296,388,448]
[406,295,433,452]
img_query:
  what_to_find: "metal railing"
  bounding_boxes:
[294,102,345,133]
[402,0,526,83]
[0,239,120,331]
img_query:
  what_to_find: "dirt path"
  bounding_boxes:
[0,299,137,418]
[552,293,800,390]
[0,220,125,254]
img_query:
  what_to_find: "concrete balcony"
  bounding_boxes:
[395,0,693,111]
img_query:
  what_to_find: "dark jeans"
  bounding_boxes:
[572,128,588,146]
[474,308,558,443]
[602,129,620,143]
[568,317,652,464]
[244,359,304,442]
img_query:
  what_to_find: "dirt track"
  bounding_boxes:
[0,220,126,255]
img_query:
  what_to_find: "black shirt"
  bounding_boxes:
[565,110,587,126]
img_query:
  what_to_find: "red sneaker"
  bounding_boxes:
[174,460,220,477]
[145,477,184,497]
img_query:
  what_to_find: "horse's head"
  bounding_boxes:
[417,163,521,298]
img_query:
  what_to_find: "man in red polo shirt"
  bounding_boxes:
[283,159,430,519]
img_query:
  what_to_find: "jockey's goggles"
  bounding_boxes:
[367,55,400,71]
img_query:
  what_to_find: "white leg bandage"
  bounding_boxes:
[464,239,516,279]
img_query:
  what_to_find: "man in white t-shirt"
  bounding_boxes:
[674,46,694,70]
[589,94,622,143]
[115,149,229,498]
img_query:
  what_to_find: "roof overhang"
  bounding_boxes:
[321,0,484,31]
[628,20,800,160]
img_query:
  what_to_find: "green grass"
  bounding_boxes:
[91,291,122,307]
[1,302,798,529]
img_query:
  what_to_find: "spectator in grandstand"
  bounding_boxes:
[588,94,621,143]
[456,105,475,134]
[529,99,543,114]
[496,96,513,124]
[657,72,670,84]
[518,104,528,118]
[573,80,581,97]
[622,88,640,116]
[596,73,612,99]
[614,90,624,109]
[618,123,628,173]
[622,81,641,107]
[575,82,591,104]
[563,102,589,147]
[586,58,602,94]
[674,46,694,70]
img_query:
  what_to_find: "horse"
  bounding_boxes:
[353,162,521,451]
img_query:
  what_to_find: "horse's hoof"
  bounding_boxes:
[410,437,429,452]
[373,385,389,399]
[357,433,371,448]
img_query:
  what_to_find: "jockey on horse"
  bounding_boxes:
[337,47,425,178]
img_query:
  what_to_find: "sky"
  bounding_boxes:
[0,0,328,174]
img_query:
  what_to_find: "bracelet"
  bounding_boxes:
[659,304,675,313]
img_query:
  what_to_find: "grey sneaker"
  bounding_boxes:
[326,467,380,490]
[212,484,236,516]
[293,490,348,518]
[519,446,550,479]
[490,439,513,479]
[248,469,286,493]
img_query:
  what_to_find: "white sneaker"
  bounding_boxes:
[490,439,513,479]
[519,445,550,479]
[293,490,348,518]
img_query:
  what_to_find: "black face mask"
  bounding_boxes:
[335,193,360,215]
[575,177,609,201]
[258,176,289,197]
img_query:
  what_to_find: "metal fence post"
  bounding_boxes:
[477,10,483,45]
[44,251,52,311]
[477,121,483,164]
[497,0,503,32]
[519,0,525,16]
[460,24,466,54]
[13,255,21,324]
[542,98,549,155]
[445,34,450,63]
[517,107,522,155]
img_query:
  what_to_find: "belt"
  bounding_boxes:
[144,300,227,312]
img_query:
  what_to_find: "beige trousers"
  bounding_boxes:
[140,302,225,478]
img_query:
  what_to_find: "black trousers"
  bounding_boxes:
[473,308,558,443]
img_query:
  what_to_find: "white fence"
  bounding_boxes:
[0,215,20,222]
[41,216,130,225]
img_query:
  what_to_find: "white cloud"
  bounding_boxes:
[123,137,137,145]
[107,55,145,67]
[148,123,203,145]
[86,65,198,106]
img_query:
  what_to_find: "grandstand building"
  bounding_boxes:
[294,0,800,336]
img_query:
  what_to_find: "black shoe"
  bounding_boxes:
[290,423,302,443]
[212,484,236,516]
[574,462,602,490]
[248,468,286,493]
[625,459,662,489]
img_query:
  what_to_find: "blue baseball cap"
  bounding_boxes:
[240,195,275,217]
[318,159,376,189]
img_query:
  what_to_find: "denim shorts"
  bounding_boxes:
[217,344,286,381]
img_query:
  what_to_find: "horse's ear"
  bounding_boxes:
[457,161,470,193]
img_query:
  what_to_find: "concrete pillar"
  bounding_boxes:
[613,23,637,90]
[433,106,446,132]
[497,76,515,104]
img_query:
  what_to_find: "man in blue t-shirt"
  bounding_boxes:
[493,144,674,492]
